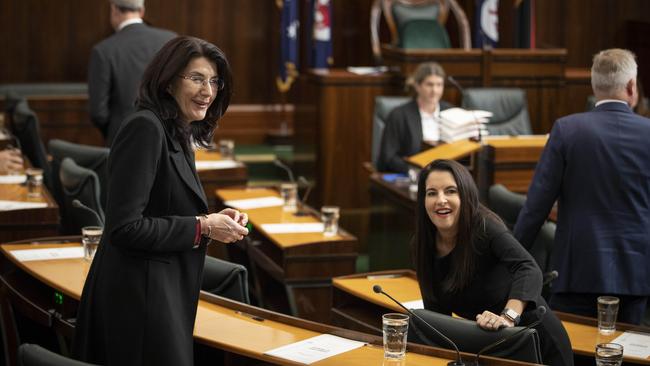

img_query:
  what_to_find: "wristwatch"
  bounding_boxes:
[501,308,521,325]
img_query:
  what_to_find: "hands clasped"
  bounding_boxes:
[204,208,249,243]
[0,149,23,173]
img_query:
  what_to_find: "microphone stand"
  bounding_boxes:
[293,176,313,217]
[72,199,104,226]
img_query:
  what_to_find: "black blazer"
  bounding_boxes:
[378,99,453,173]
[74,109,209,366]
[514,101,650,297]
[88,23,176,145]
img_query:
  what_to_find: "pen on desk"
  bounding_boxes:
[366,274,402,280]
[235,310,264,322]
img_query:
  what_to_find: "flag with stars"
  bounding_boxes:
[277,0,300,93]
[474,0,499,49]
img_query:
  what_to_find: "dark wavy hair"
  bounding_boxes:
[414,159,501,294]
[137,36,233,149]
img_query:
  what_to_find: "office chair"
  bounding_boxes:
[48,139,109,210]
[202,256,250,304]
[408,309,542,364]
[4,93,52,190]
[372,96,410,169]
[59,158,104,234]
[17,344,97,366]
[370,0,471,63]
[488,184,526,230]
[461,88,533,136]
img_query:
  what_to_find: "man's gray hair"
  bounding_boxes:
[111,0,144,10]
[591,48,637,96]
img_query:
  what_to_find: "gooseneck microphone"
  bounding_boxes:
[474,306,547,366]
[72,199,104,226]
[373,285,465,366]
[446,75,465,94]
[273,159,295,182]
[293,176,314,217]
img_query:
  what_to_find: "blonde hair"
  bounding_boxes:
[591,49,637,96]
[406,62,446,92]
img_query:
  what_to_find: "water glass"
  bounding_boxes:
[280,182,298,212]
[218,139,235,160]
[82,226,103,261]
[321,206,340,236]
[597,296,619,335]
[595,343,623,366]
[25,168,43,198]
[382,313,409,359]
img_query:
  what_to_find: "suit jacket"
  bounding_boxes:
[514,102,650,296]
[73,109,209,366]
[378,99,453,173]
[88,23,176,146]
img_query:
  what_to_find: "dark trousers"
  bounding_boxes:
[550,292,648,325]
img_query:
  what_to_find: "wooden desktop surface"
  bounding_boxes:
[194,150,248,211]
[332,270,650,364]
[0,179,58,243]
[0,242,532,366]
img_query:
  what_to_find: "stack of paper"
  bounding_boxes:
[438,108,492,143]
[0,175,27,184]
[0,200,48,211]
[264,334,366,364]
[195,160,239,171]
[223,196,284,210]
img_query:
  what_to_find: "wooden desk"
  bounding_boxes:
[0,179,58,243]
[194,149,248,211]
[215,187,357,323]
[332,270,650,365]
[0,240,531,366]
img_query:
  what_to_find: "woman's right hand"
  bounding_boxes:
[203,212,249,243]
[0,149,23,173]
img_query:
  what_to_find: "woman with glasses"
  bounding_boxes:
[74,36,249,366]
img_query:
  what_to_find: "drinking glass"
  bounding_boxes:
[595,343,623,366]
[597,296,619,335]
[382,313,409,359]
[280,182,298,212]
[82,226,103,261]
[25,168,43,198]
[321,206,340,236]
[218,139,235,160]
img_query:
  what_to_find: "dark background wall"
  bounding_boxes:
[2,0,649,103]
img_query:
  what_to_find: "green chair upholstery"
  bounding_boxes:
[392,3,451,49]
[461,88,533,136]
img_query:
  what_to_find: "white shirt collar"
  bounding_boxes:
[594,99,628,107]
[117,18,143,32]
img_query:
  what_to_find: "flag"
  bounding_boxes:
[310,0,333,68]
[514,0,535,48]
[276,0,300,93]
[474,0,499,49]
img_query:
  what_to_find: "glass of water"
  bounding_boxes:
[280,182,298,212]
[321,206,340,236]
[595,343,623,366]
[25,168,43,198]
[218,139,235,160]
[82,226,103,261]
[597,296,620,335]
[382,313,409,359]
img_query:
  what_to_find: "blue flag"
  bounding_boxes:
[474,0,499,49]
[310,0,332,68]
[277,0,300,93]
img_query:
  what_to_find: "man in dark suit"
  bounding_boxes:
[514,49,650,324]
[88,0,175,145]
[378,62,453,173]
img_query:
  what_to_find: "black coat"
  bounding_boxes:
[419,219,574,366]
[88,23,176,145]
[73,109,209,366]
[378,99,453,173]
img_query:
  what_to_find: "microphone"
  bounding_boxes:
[446,75,464,94]
[474,306,547,366]
[72,199,104,226]
[373,285,465,366]
[273,159,294,182]
[293,176,314,217]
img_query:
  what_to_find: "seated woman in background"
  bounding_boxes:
[413,159,573,366]
[378,62,453,173]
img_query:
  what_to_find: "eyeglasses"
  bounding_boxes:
[178,74,225,91]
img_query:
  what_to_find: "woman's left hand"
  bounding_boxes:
[476,310,514,330]
[218,208,249,227]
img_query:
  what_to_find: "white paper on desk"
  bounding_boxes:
[264,334,365,364]
[11,247,84,262]
[612,331,650,359]
[403,299,425,310]
[0,200,48,211]
[195,160,239,171]
[261,223,324,234]
[223,196,284,210]
[0,175,27,184]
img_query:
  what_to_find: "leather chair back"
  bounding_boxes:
[372,96,410,168]
[59,158,104,234]
[461,88,532,136]
[202,256,250,304]
[18,344,97,366]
